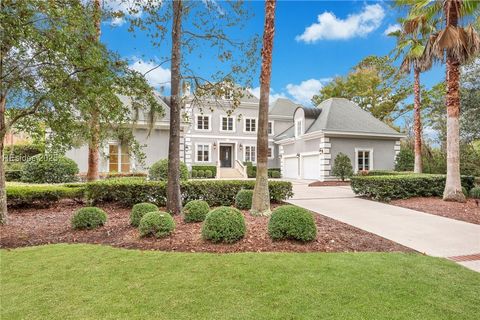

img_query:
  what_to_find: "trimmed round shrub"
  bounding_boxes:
[202,207,246,243]
[191,169,198,178]
[197,170,205,178]
[130,203,158,227]
[470,187,480,199]
[21,154,78,183]
[138,211,175,238]
[182,200,210,222]
[204,170,213,178]
[235,189,253,210]
[149,159,188,181]
[271,171,281,178]
[268,205,317,242]
[71,207,107,230]
[462,187,469,197]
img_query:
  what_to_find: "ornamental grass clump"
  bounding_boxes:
[138,211,175,238]
[71,207,107,230]
[235,189,253,210]
[202,207,246,243]
[268,205,317,242]
[130,203,159,227]
[182,200,210,222]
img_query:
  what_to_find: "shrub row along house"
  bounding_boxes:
[66,89,405,181]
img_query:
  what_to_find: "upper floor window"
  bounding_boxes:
[244,118,257,133]
[268,121,274,135]
[196,115,210,131]
[244,145,256,162]
[295,119,303,137]
[196,144,210,162]
[221,116,234,132]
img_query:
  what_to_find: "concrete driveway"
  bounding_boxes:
[285,180,480,272]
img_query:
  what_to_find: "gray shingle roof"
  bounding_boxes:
[269,98,301,117]
[274,98,404,140]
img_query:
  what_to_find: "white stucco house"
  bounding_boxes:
[66,92,405,181]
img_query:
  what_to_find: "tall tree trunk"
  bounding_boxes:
[251,0,276,216]
[0,95,7,224]
[166,0,183,214]
[86,0,101,182]
[413,68,422,174]
[443,1,465,202]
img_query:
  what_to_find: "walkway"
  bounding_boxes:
[285,180,480,272]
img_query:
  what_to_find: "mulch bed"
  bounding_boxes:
[309,181,350,187]
[391,197,480,225]
[0,201,412,253]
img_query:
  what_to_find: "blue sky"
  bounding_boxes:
[101,0,445,108]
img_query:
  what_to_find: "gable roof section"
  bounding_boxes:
[269,98,301,117]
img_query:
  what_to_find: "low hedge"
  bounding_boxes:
[85,179,293,207]
[350,174,475,201]
[21,154,79,183]
[191,165,216,178]
[356,170,411,176]
[244,163,282,178]
[6,185,85,207]
[5,170,22,182]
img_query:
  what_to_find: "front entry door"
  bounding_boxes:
[220,146,232,168]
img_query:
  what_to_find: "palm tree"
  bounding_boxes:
[251,0,276,216]
[401,0,480,201]
[389,19,435,174]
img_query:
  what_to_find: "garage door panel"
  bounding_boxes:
[284,157,298,179]
[302,155,320,180]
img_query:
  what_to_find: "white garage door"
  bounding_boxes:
[302,155,320,180]
[283,157,299,179]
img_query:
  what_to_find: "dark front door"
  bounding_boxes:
[220,146,232,168]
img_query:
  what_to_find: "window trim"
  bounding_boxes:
[295,119,304,138]
[268,120,274,136]
[268,146,274,159]
[195,114,212,132]
[219,115,236,132]
[243,144,257,163]
[354,148,373,172]
[108,142,131,173]
[195,143,212,163]
[243,117,257,133]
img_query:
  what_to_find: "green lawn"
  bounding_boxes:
[1,244,479,320]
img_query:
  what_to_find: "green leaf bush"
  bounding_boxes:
[350,174,475,202]
[130,203,159,227]
[6,185,85,207]
[270,170,281,178]
[71,207,107,230]
[268,205,317,242]
[182,200,210,222]
[204,170,213,178]
[149,159,188,181]
[191,165,217,177]
[332,153,353,181]
[191,169,198,178]
[138,211,175,238]
[21,154,79,183]
[85,179,293,207]
[235,189,253,210]
[202,207,246,243]
[197,170,205,178]
[470,187,480,199]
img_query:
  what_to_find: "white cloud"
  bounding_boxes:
[384,23,401,36]
[296,4,385,43]
[249,87,288,103]
[129,58,171,88]
[285,79,326,105]
[104,0,162,27]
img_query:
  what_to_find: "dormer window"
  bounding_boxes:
[295,119,303,137]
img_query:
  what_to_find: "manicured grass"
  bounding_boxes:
[1,244,479,319]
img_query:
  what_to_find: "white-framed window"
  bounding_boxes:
[220,116,235,132]
[268,121,274,135]
[244,145,256,162]
[355,148,373,172]
[196,144,211,162]
[268,146,274,159]
[295,119,303,137]
[244,117,257,133]
[195,115,210,131]
[108,143,130,173]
